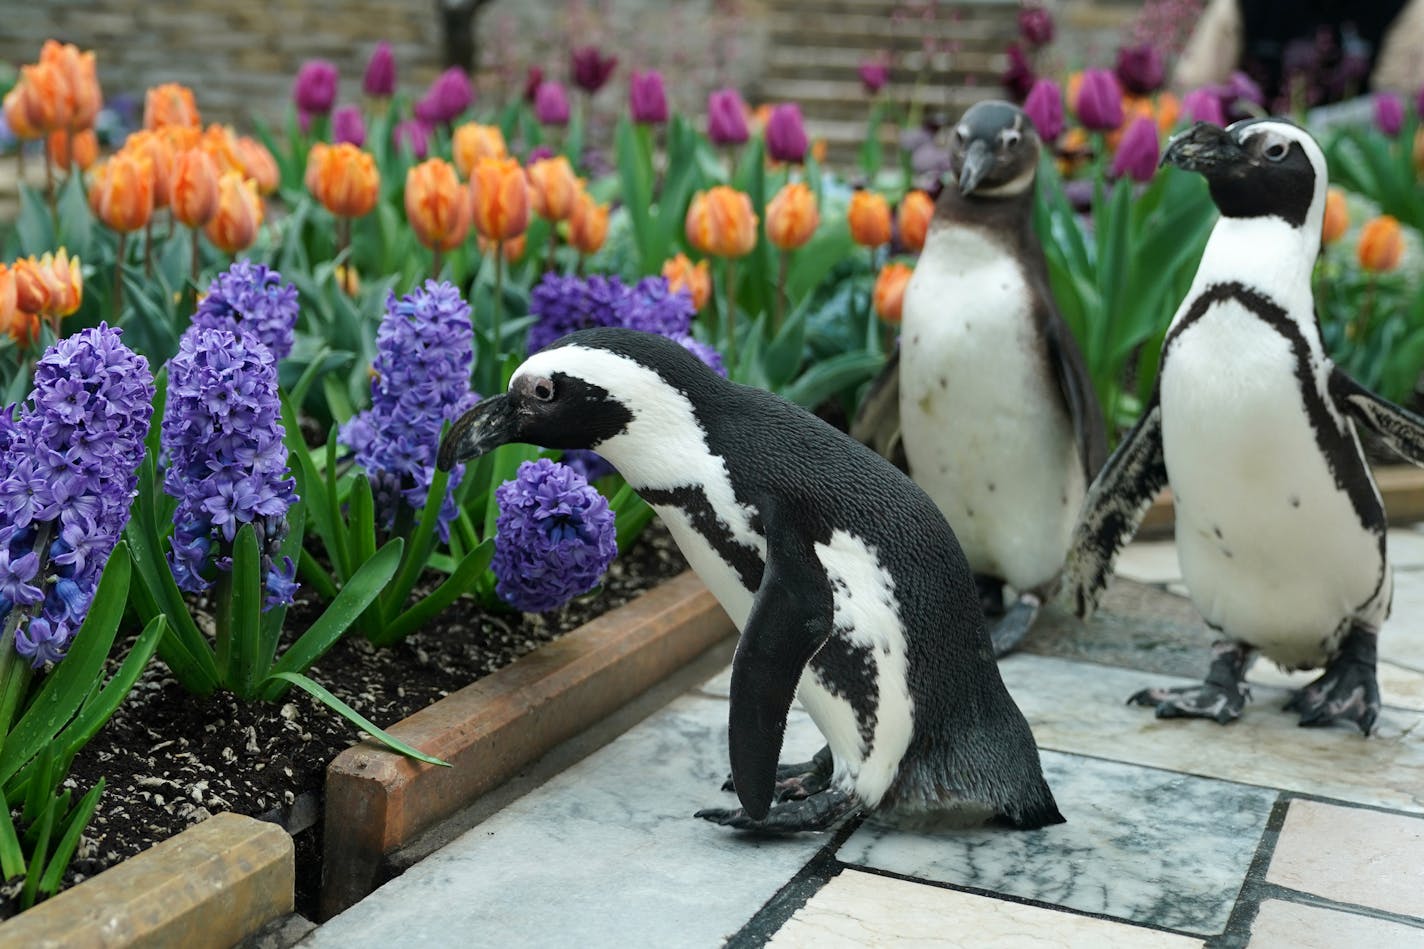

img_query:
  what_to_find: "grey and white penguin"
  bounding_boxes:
[853,100,1107,657]
[1063,118,1424,734]
[439,327,1064,832]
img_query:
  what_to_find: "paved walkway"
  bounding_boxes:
[304,533,1424,948]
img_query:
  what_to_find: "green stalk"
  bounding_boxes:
[492,242,505,363]
[211,564,234,689]
[724,258,737,375]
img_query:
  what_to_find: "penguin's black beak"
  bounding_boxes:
[958,138,994,195]
[437,393,519,471]
[1160,122,1245,176]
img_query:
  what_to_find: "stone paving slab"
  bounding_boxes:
[1247,899,1424,948]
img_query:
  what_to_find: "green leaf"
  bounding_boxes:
[381,465,451,624]
[347,474,378,576]
[0,790,25,880]
[782,350,884,410]
[258,502,306,674]
[19,783,55,909]
[325,431,352,580]
[265,672,450,767]
[55,617,164,764]
[37,778,104,897]
[218,524,264,697]
[382,540,494,645]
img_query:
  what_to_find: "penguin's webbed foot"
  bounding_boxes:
[1283,626,1380,735]
[975,573,1007,618]
[694,787,862,833]
[990,593,1042,657]
[720,745,834,801]
[1128,640,1252,725]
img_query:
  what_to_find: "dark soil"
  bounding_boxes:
[0,522,686,921]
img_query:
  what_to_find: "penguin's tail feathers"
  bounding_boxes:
[993,782,1066,830]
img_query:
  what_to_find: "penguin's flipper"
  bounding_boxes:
[1043,312,1109,479]
[1061,396,1167,619]
[1332,369,1424,466]
[849,347,909,473]
[726,505,834,821]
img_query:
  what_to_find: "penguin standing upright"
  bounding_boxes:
[854,100,1106,657]
[1064,119,1424,734]
[439,328,1064,832]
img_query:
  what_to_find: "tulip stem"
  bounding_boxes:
[493,242,505,365]
[431,247,443,281]
[775,251,790,334]
[114,232,127,318]
[1357,275,1378,342]
[145,218,155,278]
[190,227,201,306]
[724,259,737,375]
[42,146,56,224]
[546,227,558,274]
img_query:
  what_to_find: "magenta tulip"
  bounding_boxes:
[414,68,474,125]
[1111,117,1160,183]
[707,88,749,145]
[1115,43,1165,96]
[535,80,571,126]
[393,118,430,160]
[571,46,618,94]
[1023,79,1064,140]
[629,70,668,124]
[332,105,366,147]
[1018,5,1054,47]
[1182,88,1226,126]
[362,42,395,98]
[765,103,808,163]
[1002,43,1036,101]
[523,66,544,104]
[1075,69,1124,131]
[1375,92,1405,136]
[858,58,890,95]
[293,60,338,116]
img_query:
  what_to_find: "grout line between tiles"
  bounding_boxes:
[723,816,864,948]
[1212,792,1289,949]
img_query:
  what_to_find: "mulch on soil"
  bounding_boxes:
[0,522,687,920]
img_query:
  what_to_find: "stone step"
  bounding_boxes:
[764,45,1003,83]
[764,77,995,122]
[765,8,1019,48]
[765,0,1018,16]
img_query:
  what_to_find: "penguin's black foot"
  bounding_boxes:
[990,593,1042,657]
[1127,640,1253,725]
[975,574,1007,618]
[719,745,834,801]
[1283,626,1380,735]
[694,787,862,833]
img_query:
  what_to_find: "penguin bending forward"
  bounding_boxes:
[439,328,1064,832]
[853,100,1107,657]
[1063,119,1424,734]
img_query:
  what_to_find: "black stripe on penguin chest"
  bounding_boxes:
[637,484,765,591]
[808,635,881,752]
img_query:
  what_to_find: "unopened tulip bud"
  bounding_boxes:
[765,181,819,250]
[874,262,913,323]
[685,186,758,258]
[848,190,892,247]
[404,158,471,252]
[205,171,264,253]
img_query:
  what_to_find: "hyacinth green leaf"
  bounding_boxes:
[782,350,884,411]
[382,465,451,625]
[610,486,656,556]
[37,777,104,898]
[347,474,378,574]
[859,101,886,179]
[324,429,351,580]
[266,672,449,767]
[18,781,55,909]
[0,790,24,880]
[55,616,164,765]
[226,523,264,698]
[323,374,354,426]
[383,540,493,646]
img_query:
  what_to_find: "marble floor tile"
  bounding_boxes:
[769,870,1203,949]
[1247,660,1424,713]
[1382,572,1424,673]
[1266,800,1424,919]
[304,693,830,949]
[1114,541,1183,585]
[839,751,1273,936]
[1247,899,1424,948]
[1388,529,1424,570]
[999,655,1424,814]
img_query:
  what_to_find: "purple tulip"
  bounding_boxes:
[765,103,808,163]
[293,60,339,116]
[363,42,396,98]
[629,69,668,124]
[707,88,749,145]
[393,119,430,160]
[1375,92,1405,136]
[1115,43,1165,96]
[415,67,474,125]
[1023,79,1064,140]
[1018,5,1054,47]
[1226,71,1264,109]
[332,105,366,147]
[1182,88,1226,126]
[1002,43,1036,101]
[1111,117,1160,183]
[858,58,890,95]
[523,66,545,104]
[571,46,618,94]
[1075,68,1123,131]
[535,80,571,126]
[527,145,555,163]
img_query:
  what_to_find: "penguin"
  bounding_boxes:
[438,327,1064,832]
[1063,118,1424,735]
[852,100,1107,657]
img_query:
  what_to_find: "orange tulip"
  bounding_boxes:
[16,249,83,318]
[469,156,530,241]
[765,181,819,250]
[873,262,913,323]
[1321,188,1349,246]
[334,264,361,297]
[1154,92,1180,135]
[568,190,610,255]
[144,83,201,131]
[205,171,264,253]
[452,123,507,178]
[17,62,71,133]
[685,186,758,258]
[237,136,280,195]
[2,82,41,140]
[897,189,934,253]
[306,142,380,218]
[1414,127,1424,177]
[89,152,154,233]
[1358,215,1404,273]
[47,128,98,171]
[201,124,245,177]
[123,130,175,207]
[0,264,39,346]
[158,123,201,154]
[11,257,50,316]
[171,148,221,228]
[811,139,828,165]
[527,155,582,223]
[40,41,101,131]
[848,190,892,247]
[405,159,471,252]
[662,253,711,311]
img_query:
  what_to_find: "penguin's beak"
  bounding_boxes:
[1160,122,1245,176]
[958,138,994,195]
[437,393,519,471]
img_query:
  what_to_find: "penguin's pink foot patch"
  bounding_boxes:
[694,788,861,833]
[1127,639,1252,725]
[720,745,834,801]
[1283,626,1380,735]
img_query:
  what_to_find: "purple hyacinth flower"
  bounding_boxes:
[294,60,339,116]
[1002,43,1036,102]
[535,80,571,126]
[1111,116,1160,183]
[393,118,431,159]
[332,105,367,148]
[629,70,669,124]
[707,89,750,146]
[765,103,808,163]
[339,281,478,541]
[1182,88,1226,126]
[674,334,728,377]
[561,450,615,484]
[1018,5,1054,47]
[1075,68,1124,131]
[858,58,890,95]
[621,277,695,338]
[1023,79,1064,140]
[571,46,618,94]
[1375,92,1405,136]
[527,273,626,354]
[363,42,396,98]
[1115,43,1166,96]
[492,459,617,613]
[192,260,300,362]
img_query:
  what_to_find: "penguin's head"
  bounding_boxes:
[437,328,721,474]
[1161,119,1326,231]
[948,100,1041,198]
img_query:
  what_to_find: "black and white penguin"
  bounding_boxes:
[853,100,1106,657]
[439,327,1063,832]
[1064,118,1424,734]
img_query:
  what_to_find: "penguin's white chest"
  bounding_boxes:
[898,225,1083,590]
[1160,302,1387,667]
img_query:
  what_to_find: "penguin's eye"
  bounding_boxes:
[530,377,555,402]
[1263,141,1289,162]
[1000,129,1022,148]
